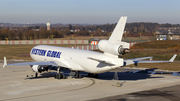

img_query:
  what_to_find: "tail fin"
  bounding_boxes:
[108,16,127,43]
[98,16,128,57]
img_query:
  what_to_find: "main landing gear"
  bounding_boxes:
[69,71,82,79]
[55,67,66,79]
[54,69,83,79]
[75,71,82,79]
[88,73,98,78]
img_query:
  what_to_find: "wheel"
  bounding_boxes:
[35,73,38,78]
[75,74,78,78]
[88,73,98,78]
[88,73,91,77]
[94,74,98,78]
[56,73,61,79]
[88,73,94,77]
[54,74,57,79]
[62,74,66,79]
[78,74,82,78]
[75,73,82,78]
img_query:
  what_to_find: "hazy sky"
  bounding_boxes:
[0,0,179,24]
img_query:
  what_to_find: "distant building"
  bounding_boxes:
[47,22,51,30]
[156,30,180,40]
[70,29,81,32]
[91,41,98,45]
[90,38,100,45]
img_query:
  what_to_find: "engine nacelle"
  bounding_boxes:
[98,40,129,55]
[31,65,48,73]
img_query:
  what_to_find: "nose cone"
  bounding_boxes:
[30,47,36,60]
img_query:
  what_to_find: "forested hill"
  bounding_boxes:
[65,22,180,32]
[0,22,179,40]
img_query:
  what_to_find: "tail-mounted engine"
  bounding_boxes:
[98,40,129,55]
[31,65,48,73]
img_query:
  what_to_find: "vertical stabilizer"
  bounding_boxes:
[98,16,128,57]
[108,16,127,43]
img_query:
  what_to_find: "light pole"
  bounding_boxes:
[50,35,54,40]
[5,38,8,44]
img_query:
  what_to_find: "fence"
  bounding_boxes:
[69,45,98,50]
[70,42,137,50]
[0,40,89,45]
[129,42,137,47]
[0,39,137,51]
[122,36,155,42]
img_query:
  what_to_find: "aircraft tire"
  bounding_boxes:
[35,73,38,78]
[88,73,91,77]
[56,73,61,79]
[54,75,57,79]
[88,73,98,78]
[75,73,81,78]
[94,74,98,78]
[62,74,66,79]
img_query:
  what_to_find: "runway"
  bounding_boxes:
[1,63,180,101]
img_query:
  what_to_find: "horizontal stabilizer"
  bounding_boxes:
[88,56,123,66]
[137,54,177,63]
[136,60,172,63]
[124,54,177,66]
[87,57,114,65]
[125,57,153,61]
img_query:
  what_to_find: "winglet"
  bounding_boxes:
[3,57,7,68]
[169,54,177,63]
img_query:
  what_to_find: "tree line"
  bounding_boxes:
[0,23,179,40]
[0,28,64,40]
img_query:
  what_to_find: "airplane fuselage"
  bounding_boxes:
[30,45,124,73]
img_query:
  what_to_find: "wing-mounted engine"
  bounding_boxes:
[31,65,48,73]
[98,40,129,55]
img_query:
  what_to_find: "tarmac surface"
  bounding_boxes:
[0,63,180,101]
[92,84,180,101]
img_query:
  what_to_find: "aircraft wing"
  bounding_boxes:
[124,54,177,66]
[3,57,69,68]
[3,57,85,71]
[6,61,54,66]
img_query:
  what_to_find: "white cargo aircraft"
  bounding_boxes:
[3,16,177,79]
